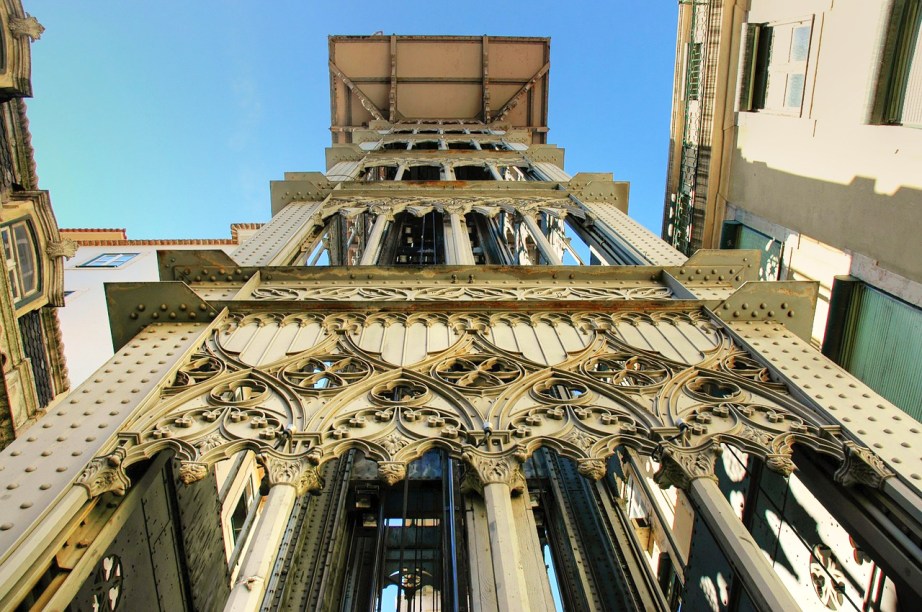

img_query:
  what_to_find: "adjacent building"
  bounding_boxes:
[0,3,69,449]
[662,0,922,420]
[0,33,919,612]
[58,225,260,386]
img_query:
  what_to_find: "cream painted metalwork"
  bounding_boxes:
[76,308,888,502]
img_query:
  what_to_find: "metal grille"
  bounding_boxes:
[18,310,53,408]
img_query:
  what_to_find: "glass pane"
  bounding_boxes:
[1,227,13,261]
[13,223,36,293]
[786,73,805,108]
[791,26,810,62]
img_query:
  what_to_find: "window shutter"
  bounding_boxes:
[737,24,762,111]
[900,12,922,126]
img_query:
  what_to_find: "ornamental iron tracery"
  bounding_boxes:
[84,309,892,499]
[433,355,524,391]
[581,354,670,389]
[281,355,372,392]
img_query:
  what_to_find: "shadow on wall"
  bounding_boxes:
[728,156,922,283]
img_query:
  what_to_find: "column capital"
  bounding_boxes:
[834,441,894,489]
[461,450,526,496]
[378,461,407,486]
[259,453,323,496]
[75,449,130,498]
[178,461,210,484]
[653,445,721,491]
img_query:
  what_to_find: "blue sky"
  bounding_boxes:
[25,1,678,239]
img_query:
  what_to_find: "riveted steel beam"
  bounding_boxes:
[105,282,220,351]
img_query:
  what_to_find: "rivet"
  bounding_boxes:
[137,304,146,311]
[741,303,748,310]
[169,312,177,319]
[130,313,139,320]
[0,523,12,530]
[781,302,789,309]
[152,312,160,319]
[179,304,187,311]
[199,304,207,311]
[20,502,32,509]
[6,483,18,490]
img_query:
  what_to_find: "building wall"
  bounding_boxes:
[729,0,922,296]
[60,244,236,386]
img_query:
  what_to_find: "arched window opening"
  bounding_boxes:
[410,140,440,150]
[495,165,541,181]
[453,165,492,181]
[464,212,514,265]
[363,165,400,181]
[301,212,374,266]
[340,450,468,611]
[379,211,446,265]
[382,141,410,150]
[446,141,477,150]
[401,165,442,181]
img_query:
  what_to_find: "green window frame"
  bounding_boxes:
[0,219,41,306]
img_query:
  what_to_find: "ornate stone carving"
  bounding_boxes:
[178,462,209,484]
[260,454,323,495]
[653,446,721,490]
[563,429,597,452]
[577,458,607,481]
[461,451,526,496]
[834,442,894,489]
[9,15,44,41]
[76,451,130,497]
[378,432,410,456]
[378,461,407,485]
[46,238,78,259]
[764,453,796,477]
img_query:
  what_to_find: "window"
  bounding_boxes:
[229,480,254,548]
[720,221,783,280]
[877,0,922,127]
[823,280,922,421]
[740,20,812,113]
[0,219,40,304]
[78,253,138,268]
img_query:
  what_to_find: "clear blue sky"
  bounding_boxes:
[25,1,678,239]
